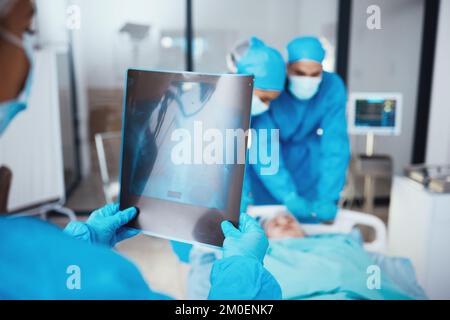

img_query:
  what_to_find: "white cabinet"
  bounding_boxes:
[389,176,450,299]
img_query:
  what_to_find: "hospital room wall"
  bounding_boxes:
[33,0,84,188]
[34,0,90,178]
[30,0,438,205]
[71,0,427,178]
[193,0,338,73]
[70,0,186,89]
[348,0,425,177]
[56,0,339,180]
[71,0,339,84]
[37,0,187,179]
[426,0,450,165]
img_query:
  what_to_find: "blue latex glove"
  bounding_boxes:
[239,187,253,213]
[64,203,140,247]
[284,192,313,221]
[221,212,268,263]
[312,201,338,222]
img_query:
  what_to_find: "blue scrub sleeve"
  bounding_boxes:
[208,256,282,300]
[0,217,171,300]
[316,77,350,208]
[248,113,297,203]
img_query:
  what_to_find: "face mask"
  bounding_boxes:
[288,75,322,101]
[0,27,34,136]
[251,95,269,116]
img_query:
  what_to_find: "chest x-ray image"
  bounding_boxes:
[120,69,253,247]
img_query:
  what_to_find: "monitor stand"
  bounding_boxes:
[356,133,393,213]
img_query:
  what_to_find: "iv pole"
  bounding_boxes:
[363,132,375,213]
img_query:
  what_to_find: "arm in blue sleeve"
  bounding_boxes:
[316,76,351,214]
[0,217,171,300]
[248,113,297,203]
[208,256,282,300]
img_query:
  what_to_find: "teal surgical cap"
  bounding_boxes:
[287,36,325,64]
[236,37,286,92]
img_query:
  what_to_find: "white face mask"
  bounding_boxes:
[288,75,322,101]
[251,95,269,116]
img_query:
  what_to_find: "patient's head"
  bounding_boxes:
[263,213,305,240]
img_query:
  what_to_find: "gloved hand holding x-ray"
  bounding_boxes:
[119,69,254,247]
[64,204,140,247]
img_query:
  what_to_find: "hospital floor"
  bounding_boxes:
[116,235,190,299]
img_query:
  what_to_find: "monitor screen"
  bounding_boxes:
[355,99,397,128]
[348,93,402,135]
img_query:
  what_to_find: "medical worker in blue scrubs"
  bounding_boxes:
[228,37,286,213]
[0,0,281,299]
[244,36,350,223]
[228,37,286,117]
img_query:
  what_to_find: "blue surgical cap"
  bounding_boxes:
[236,37,286,92]
[287,36,325,64]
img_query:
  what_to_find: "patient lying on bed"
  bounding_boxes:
[188,213,427,300]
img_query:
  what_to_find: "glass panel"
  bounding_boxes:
[75,0,186,88]
[65,0,187,211]
[193,0,339,73]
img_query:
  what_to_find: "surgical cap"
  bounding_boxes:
[287,36,325,64]
[235,37,286,92]
[0,0,16,18]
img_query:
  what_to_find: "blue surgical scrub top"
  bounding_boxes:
[244,71,350,215]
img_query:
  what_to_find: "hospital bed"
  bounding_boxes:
[187,206,426,300]
[247,205,388,253]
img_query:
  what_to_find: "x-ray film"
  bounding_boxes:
[120,69,253,247]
